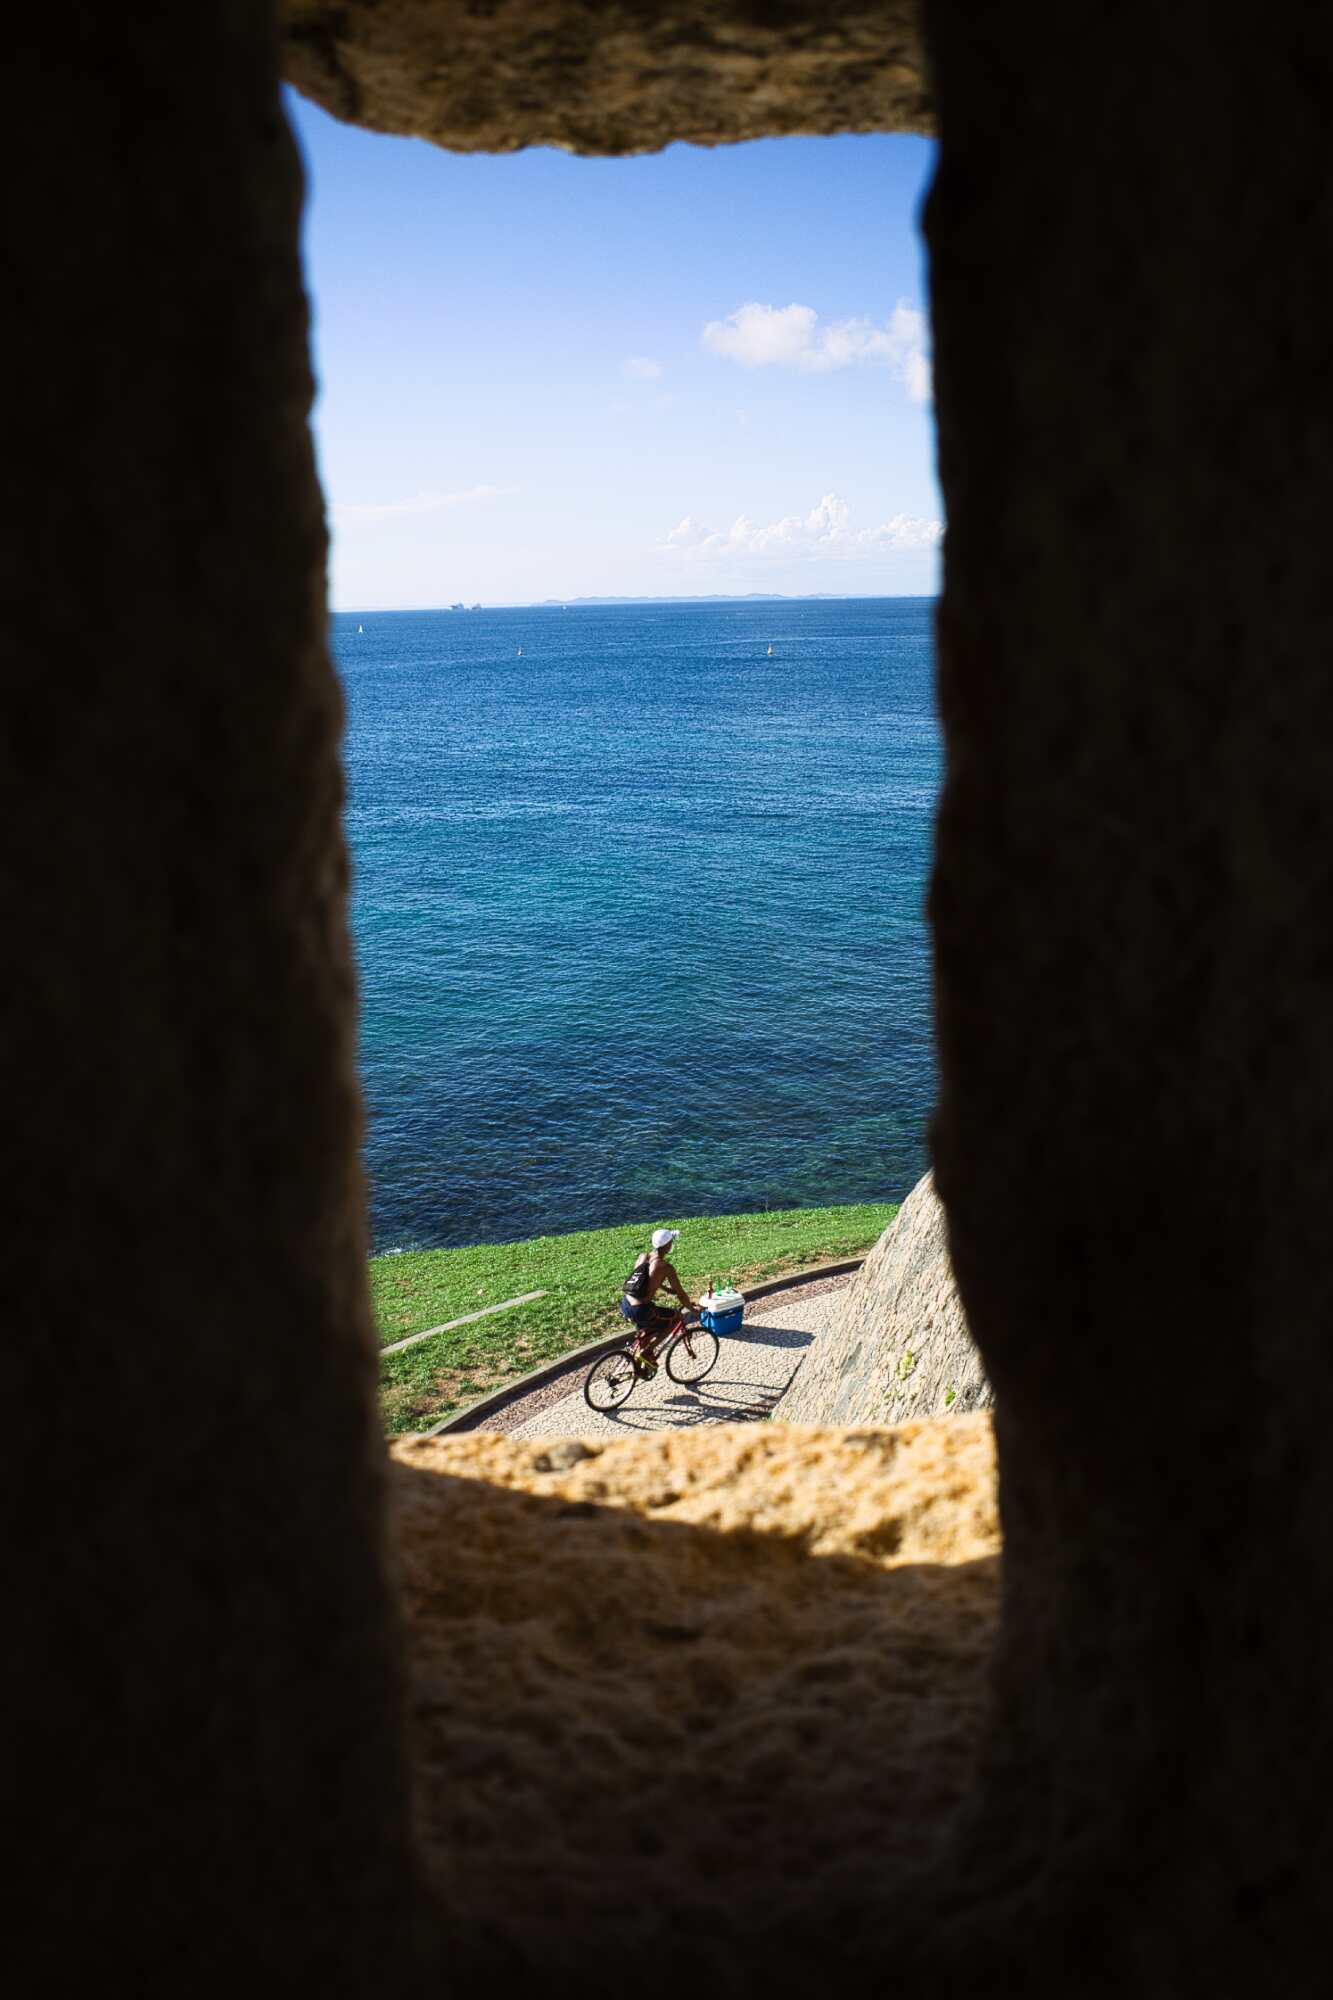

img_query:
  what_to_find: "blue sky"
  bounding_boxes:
[285,92,939,609]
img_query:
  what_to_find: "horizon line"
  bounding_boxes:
[330,590,939,615]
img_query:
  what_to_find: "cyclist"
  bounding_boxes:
[620,1227,699,1375]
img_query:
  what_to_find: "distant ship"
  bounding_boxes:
[450,602,465,612]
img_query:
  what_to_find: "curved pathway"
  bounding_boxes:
[492,1276,849,1439]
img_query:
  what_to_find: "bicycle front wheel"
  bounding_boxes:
[666,1325,720,1385]
[584,1347,638,1412]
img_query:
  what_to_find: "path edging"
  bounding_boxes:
[380,1289,547,1356]
[415,1257,863,1438]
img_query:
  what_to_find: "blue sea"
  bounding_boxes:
[332,599,940,1253]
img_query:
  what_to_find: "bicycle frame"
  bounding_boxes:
[585,1306,721,1413]
[630,1309,689,1359]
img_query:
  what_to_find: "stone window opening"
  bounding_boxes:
[12,4,1333,1995]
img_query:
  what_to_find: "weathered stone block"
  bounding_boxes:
[391,1418,1000,1974]
[281,0,931,154]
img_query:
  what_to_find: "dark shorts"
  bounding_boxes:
[620,1297,675,1338]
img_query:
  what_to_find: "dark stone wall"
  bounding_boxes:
[11,0,1333,1991]
[923,2,1333,1987]
[4,6,421,1990]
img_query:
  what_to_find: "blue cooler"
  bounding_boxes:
[700,1288,745,1336]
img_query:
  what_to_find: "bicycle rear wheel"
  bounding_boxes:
[584,1347,639,1412]
[666,1325,720,1385]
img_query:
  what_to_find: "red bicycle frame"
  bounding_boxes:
[630,1308,690,1360]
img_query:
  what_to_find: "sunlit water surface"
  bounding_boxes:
[334,598,940,1251]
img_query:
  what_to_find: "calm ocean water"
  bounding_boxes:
[332,599,941,1252]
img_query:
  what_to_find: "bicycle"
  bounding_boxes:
[583,1308,720,1413]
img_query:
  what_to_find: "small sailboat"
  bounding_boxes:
[517,646,523,656]
[358,624,365,634]
[767,644,774,656]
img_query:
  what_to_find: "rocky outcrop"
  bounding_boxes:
[281,0,931,156]
[779,1172,989,1426]
[391,1418,1000,1973]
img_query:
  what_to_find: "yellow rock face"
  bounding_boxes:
[390,1417,1000,1967]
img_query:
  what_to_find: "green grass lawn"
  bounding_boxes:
[374,1201,897,1434]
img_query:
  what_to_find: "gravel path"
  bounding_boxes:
[479,1274,850,1438]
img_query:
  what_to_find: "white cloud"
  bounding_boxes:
[702,303,820,369]
[701,300,932,403]
[333,483,513,524]
[662,493,942,564]
[621,356,664,381]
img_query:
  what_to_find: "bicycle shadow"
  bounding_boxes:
[606,1321,816,1429]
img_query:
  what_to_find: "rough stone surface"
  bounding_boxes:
[391,1418,999,1976]
[780,1172,989,1426]
[15,1,1333,1994]
[921,1,1333,1988]
[5,7,420,1992]
[281,0,931,155]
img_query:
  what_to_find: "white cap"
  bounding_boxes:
[651,1227,679,1249]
